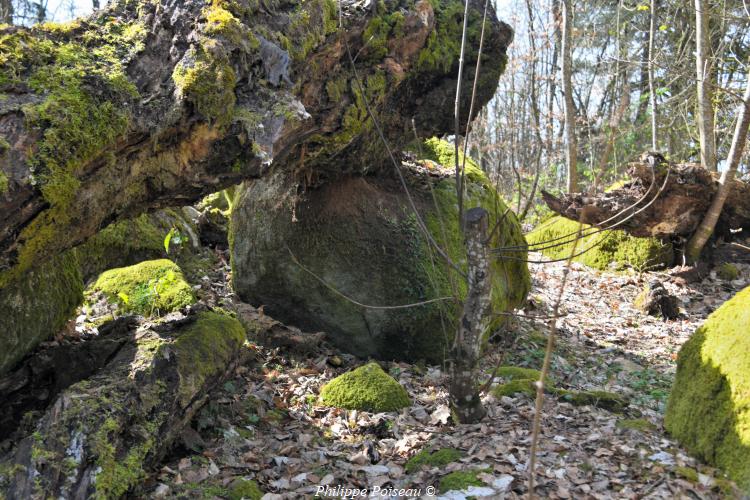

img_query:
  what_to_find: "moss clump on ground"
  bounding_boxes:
[665,285,750,492]
[228,479,263,500]
[173,311,247,407]
[674,466,699,483]
[492,379,536,398]
[526,216,673,271]
[320,363,410,412]
[90,259,195,316]
[495,366,542,381]
[717,263,740,281]
[439,470,485,493]
[0,170,8,195]
[616,418,656,432]
[405,448,463,473]
[557,390,628,413]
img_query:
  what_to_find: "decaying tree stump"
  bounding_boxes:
[542,157,750,240]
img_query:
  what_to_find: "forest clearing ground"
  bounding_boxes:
[148,250,749,499]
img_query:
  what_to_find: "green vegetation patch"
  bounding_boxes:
[717,263,740,281]
[405,447,463,473]
[492,379,536,398]
[557,390,628,413]
[439,470,485,493]
[320,362,411,412]
[228,479,263,500]
[665,285,750,492]
[90,259,195,316]
[526,216,673,271]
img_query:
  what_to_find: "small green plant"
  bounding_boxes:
[163,227,184,254]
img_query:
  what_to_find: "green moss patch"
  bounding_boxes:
[173,311,247,408]
[665,285,750,492]
[616,418,657,432]
[439,470,485,493]
[405,447,463,473]
[320,363,410,412]
[229,479,263,500]
[90,259,195,316]
[717,263,740,281]
[526,216,673,271]
[495,365,542,381]
[557,390,628,413]
[492,379,536,398]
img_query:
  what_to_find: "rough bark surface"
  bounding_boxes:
[449,207,490,424]
[542,156,750,240]
[1,308,248,499]
[0,0,512,286]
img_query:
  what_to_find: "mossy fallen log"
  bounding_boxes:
[0,0,511,286]
[526,215,673,271]
[0,309,247,499]
[541,157,750,240]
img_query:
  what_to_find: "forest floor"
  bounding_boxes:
[141,250,749,500]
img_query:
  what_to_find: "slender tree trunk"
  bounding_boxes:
[0,0,12,23]
[561,0,577,192]
[685,67,750,263]
[449,208,491,424]
[648,0,659,150]
[695,0,717,171]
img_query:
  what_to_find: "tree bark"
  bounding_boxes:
[0,0,12,24]
[685,64,750,262]
[647,0,659,150]
[0,0,512,288]
[541,153,750,241]
[449,207,491,424]
[695,0,717,171]
[561,0,577,192]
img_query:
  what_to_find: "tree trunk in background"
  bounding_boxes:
[561,0,577,192]
[695,0,717,171]
[685,66,750,263]
[0,0,11,23]
[449,208,490,424]
[647,0,658,150]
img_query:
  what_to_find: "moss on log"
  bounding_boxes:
[0,310,247,499]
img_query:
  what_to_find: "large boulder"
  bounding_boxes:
[665,285,750,492]
[230,154,530,363]
[526,216,673,271]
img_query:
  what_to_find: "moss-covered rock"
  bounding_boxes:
[0,253,83,374]
[229,479,263,500]
[526,216,673,271]
[665,285,750,492]
[717,263,740,281]
[491,379,536,398]
[319,362,410,412]
[439,470,485,492]
[230,146,530,363]
[89,259,195,316]
[405,447,463,472]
